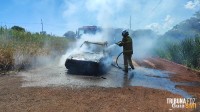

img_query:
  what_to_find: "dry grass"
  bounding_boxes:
[0,29,70,73]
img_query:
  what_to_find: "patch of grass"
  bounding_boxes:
[154,36,200,70]
[0,28,70,72]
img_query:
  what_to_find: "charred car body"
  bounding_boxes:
[65,41,111,75]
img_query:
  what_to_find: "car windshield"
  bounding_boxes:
[80,42,106,53]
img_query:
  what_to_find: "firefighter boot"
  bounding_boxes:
[131,65,135,70]
[123,65,128,73]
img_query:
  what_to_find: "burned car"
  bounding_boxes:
[65,41,111,75]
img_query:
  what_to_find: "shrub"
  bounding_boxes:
[154,36,200,70]
[0,28,70,72]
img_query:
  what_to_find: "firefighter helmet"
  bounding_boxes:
[122,30,129,37]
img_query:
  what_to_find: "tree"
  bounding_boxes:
[194,10,200,19]
[63,31,76,39]
[11,26,25,32]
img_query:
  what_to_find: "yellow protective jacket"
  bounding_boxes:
[118,36,133,55]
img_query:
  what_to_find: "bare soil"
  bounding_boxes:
[0,58,200,112]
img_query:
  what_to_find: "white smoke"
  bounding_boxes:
[85,0,125,28]
[145,23,161,33]
[62,0,186,32]
[59,32,112,66]
[60,0,198,62]
[145,15,174,34]
[133,36,157,59]
[63,2,77,17]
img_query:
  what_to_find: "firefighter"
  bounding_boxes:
[116,30,135,73]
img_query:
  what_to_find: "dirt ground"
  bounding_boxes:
[0,58,200,112]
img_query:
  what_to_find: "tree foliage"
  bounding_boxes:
[154,11,200,70]
[11,26,25,32]
[155,36,200,69]
[63,31,76,39]
[163,11,200,40]
[194,10,200,19]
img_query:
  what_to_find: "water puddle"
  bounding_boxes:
[19,66,195,98]
[130,67,191,98]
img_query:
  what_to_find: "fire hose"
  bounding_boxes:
[112,51,133,70]
[110,42,133,70]
[112,51,123,70]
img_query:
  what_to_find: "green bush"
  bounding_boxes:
[155,36,200,70]
[179,37,200,69]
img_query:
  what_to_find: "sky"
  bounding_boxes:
[0,0,200,36]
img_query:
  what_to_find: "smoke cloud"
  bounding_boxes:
[59,0,199,66]
[145,15,174,34]
[60,0,185,61]
[62,0,189,33]
[133,32,158,59]
[59,33,109,66]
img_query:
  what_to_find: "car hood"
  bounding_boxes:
[67,52,104,62]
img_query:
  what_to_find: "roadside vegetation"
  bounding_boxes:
[0,26,70,74]
[154,11,200,70]
[154,36,200,70]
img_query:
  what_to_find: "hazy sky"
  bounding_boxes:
[0,0,199,36]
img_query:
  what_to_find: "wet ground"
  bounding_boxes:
[2,58,200,112]
[19,64,192,98]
